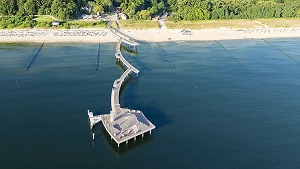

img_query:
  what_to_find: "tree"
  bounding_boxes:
[139,10,151,20]
[24,0,36,15]
[282,5,296,17]
[51,0,77,20]
[0,0,17,15]
[158,1,165,13]
[38,0,52,15]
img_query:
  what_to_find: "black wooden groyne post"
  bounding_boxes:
[156,41,175,69]
[215,40,246,66]
[95,42,100,71]
[25,42,44,71]
[261,38,298,63]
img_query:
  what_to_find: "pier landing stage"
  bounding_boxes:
[88,108,155,147]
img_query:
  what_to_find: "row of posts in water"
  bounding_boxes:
[23,39,298,72]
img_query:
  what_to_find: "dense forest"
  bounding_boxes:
[1,0,300,28]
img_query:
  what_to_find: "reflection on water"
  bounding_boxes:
[1,39,300,169]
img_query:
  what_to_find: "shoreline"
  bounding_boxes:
[1,27,300,43]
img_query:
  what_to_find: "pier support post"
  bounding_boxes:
[142,133,144,138]
[150,130,151,134]
[118,144,119,147]
[92,133,95,140]
[134,137,136,141]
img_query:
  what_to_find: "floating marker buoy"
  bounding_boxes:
[16,80,18,83]
[195,86,198,88]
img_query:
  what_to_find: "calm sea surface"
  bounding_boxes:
[1,39,300,169]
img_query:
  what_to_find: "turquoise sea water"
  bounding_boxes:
[1,39,300,169]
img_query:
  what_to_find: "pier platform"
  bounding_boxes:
[89,108,155,147]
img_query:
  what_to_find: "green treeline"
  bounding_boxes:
[120,0,300,20]
[170,0,300,21]
[1,0,300,28]
[0,0,77,19]
[0,0,77,28]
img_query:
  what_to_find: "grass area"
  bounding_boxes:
[118,20,160,29]
[33,16,52,22]
[258,18,300,28]
[165,20,261,30]
[67,20,107,28]
[33,16,107,29]
[109,21,118,29]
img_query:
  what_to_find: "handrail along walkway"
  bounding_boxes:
[88,19,155,148]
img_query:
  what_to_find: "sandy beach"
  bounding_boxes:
[1,27,300,43]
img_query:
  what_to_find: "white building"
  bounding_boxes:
[119,13,127,20]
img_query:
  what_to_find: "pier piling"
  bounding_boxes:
[157,41,175,69]
[25,42,44,71]
[215,40,245,66]
[95,42,100,71]
[261,39,298,62]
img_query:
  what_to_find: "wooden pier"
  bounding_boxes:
[88,20,155,147]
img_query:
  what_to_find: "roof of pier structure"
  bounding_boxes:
[100,108,155,144]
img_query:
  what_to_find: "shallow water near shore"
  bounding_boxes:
[1,39,300,169]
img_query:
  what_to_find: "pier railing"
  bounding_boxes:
[107,21,139,46]
[88,19,155,147]
[107,21,140,116]
[115,39,139,74]
[111,68,132,114]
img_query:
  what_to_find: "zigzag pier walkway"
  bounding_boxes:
[25,42,44,71]
[115,39,139,74]
[107,21,139,46]
[88,20,155,148]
